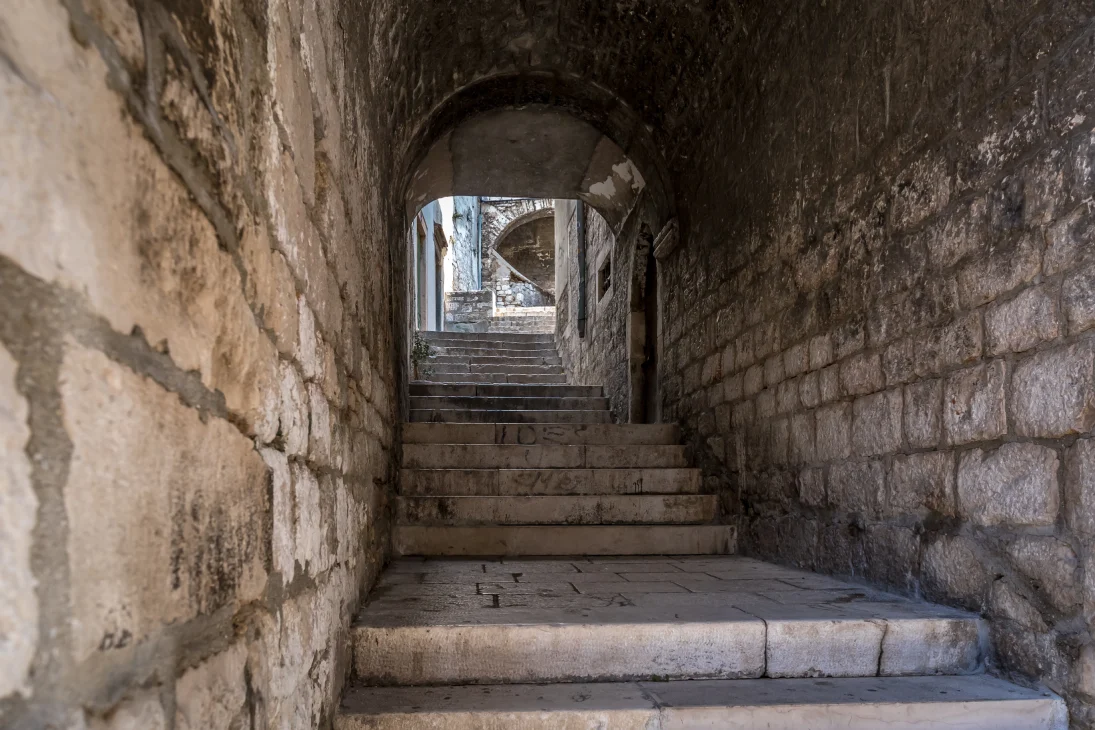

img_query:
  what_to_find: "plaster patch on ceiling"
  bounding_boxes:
[588,175,618,200]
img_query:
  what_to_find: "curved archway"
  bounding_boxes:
[399,74,676,235]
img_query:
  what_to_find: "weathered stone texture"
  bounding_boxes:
[1012,344,1095,438]
[957,444,1059,527]
[0,344,37,701]
[943,361,1008,446]
[61,344,270,663]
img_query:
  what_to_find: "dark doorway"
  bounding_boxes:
[640,240,659,423]
[629,223,659,423]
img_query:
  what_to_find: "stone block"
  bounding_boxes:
[765,614,883,678]
[840,352,883,396]
[744,365,764,396]
[957,230,1042,309]
[957,443,1059,527]
[833,321,866,360]
[921,536,990,609]
[986,284,1060,355]
[864,525,921,593]
[1012,344,1095,438]
[798,468,826,507]
[815,403,852,463]
[724,373,744,402]
[944,361,1007,445]
[809,334,834,370]
[1045,204,1095,276]
[298,296,318,380]
[784,343,809,377]
[175,642,249,730]
[819,365,841,402]
[720,343,736,375]
[1065,438,1095,537]
[777,379,799,413]
[828,460,884,516]
[260,448,296,585]
[1064,263,1095,334]
[764,355,784,387]
[799,371,820,408]
[756,390,776,420]
[60,345,269,665]
[851,389,903,457]
[1006,536,1081,613]
[309,382,332,467]
[888,451,956,517]
[279,360,310,457]
[904,379,942,448]
[0,344,36,700]
[790,412,816,466]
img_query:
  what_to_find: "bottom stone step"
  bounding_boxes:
[393,524,737,556]
[336,676,1066,730]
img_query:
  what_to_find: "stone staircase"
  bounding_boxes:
[489,305,555,333]
[334,331,1067,728]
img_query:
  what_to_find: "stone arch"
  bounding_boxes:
[399,74,676,236]
[487,205,556,254]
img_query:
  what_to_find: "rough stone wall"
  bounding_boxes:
[444,291,493,332]
[1,0,396,727]
[449,196,480,292]
[657,1,1095,721]
[480,198,555,306]
[556,203,630,422]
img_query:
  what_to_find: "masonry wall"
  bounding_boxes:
[449,196,480,292]
[658,2,1095,722]
[1,0,396,727]
[556,202,631,422]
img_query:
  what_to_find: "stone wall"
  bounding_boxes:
[481,198,555,306]
[449,197,480,292]
[444,290,493,332]
[1,0,396,727]
[556,203,631,422]
[657,2,1095,722]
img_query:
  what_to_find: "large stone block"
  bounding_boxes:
[828,460,884,517]
[986,284,1060,355]
[1012,344,1095,438]
[61,345,269,664]
[815,403,852,462]
[1065,438,1095,537]
[840,352,884,396]
[904,379,942,448]
[957,230,1042,309]
[89,694,167,730]
[0,344,37,700]
[957,443,1059,527]
[888,451,955,518]
[944,361,1007,445]
[921,535,990,609]
[175,642,249,730]
[851,389,903,457]
[1006,536,1081,613]
[1064,264,1095,334]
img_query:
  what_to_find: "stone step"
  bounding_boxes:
[412,373,569,384]
[336,675,1066,730]
[352,556,982,685]
[408,395,608,412]
[427,354,563,365]
[401,444,688,469]
[424,339,556,351]
[400,467,702,496]
[393,524,737,556]
[427,347,560,358]
[409,409,612,424]
[401,422,679,445]
[421,332,554,344]
[397,495,719,525]
[409,383,602,398]
[426,363,565,375]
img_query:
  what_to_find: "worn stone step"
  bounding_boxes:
[397,495,718,525]
[423,338,556,351]
[426,363,565,375]
[393,524,737,557]
[427,354,563,365]
[409,409,612,424]
[427,347,560,358]
[421,332,554,343]
[409,383,601,398]
[401,444,688,469]
[408,395,608,412]
[336,675,1066,730]
[352,556,983,685]
[412,373,569,384]
[402,423,680,445]
[400,467,702,496]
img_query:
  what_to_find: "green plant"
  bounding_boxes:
[411,333,434,378]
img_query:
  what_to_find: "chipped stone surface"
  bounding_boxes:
[61,344,270,663]
[1012,344,1095,438]
[944,361,1007,446]
[175,643,249,730]
[986,285,1060,355]
[957,444,1059,527]
[0,344,37,701]
[88,694,167,730]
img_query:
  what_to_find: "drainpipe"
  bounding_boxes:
[576,200,587,338]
